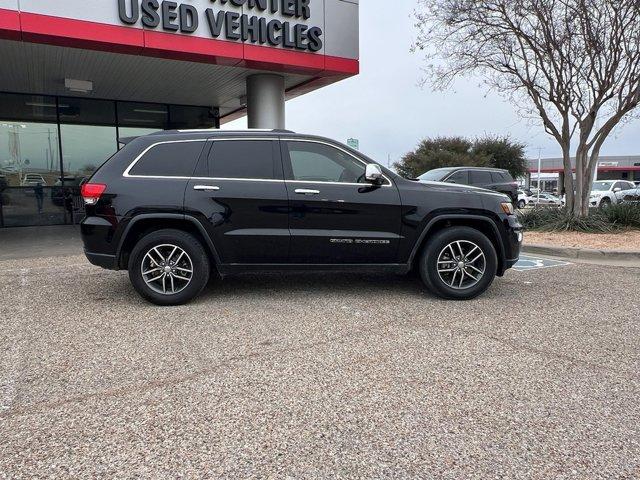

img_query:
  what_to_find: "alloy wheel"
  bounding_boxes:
[141,244,194,295]
[436,240,486,290]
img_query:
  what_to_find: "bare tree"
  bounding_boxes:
[414,0,640,216]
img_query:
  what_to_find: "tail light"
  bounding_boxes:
[81,183,107,205]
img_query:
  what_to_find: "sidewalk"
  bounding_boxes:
[0,225,83,261]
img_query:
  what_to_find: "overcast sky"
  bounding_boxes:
[225,0,640,166]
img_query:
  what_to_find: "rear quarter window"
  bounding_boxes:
[470,171,493,185]
[128,141,206,177]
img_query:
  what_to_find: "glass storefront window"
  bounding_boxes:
[60,124,117,179]
[118,102,168,129]
[0,93,58,122]
[118,127,161,140]
[0,121,64,226]
[0,122,60,187]
[0,91,216,227]
[169,105,216,129]
[58,97,116,125]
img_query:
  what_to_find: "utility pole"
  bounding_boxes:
[536,147,542,205]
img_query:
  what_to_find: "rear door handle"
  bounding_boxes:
[295,189,320,195]
[193,185,220,191]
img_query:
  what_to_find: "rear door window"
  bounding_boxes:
[470,170,493,185]
[128,140,205,177]
[205,140,278,180]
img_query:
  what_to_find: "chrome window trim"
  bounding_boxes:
[122,137,394,187]
[123,139,208,178]
[282,138,393,187]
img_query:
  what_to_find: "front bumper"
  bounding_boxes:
[498,215,522,275]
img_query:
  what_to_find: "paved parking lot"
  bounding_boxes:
[1,254,639,478]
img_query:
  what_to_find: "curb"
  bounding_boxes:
[523,244,640,262]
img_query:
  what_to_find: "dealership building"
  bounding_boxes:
[526,155,640,193]
[0,0,359,228]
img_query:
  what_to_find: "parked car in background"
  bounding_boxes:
[517,190,532,209]
[21,173,47,187]
[589,180,636,208]
[417,167,518,202]
[529,192,563,206]
[620,185,640,204]
[81,130,522,305]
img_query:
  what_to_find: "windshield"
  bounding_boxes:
[418,168,455,181]
[592,181,614,191]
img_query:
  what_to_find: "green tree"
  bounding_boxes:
[393,136,490,178]
[471,136,528,179]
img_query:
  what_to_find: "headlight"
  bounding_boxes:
[500,202,515,215]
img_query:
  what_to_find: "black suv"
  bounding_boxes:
[81,130,522,305]
[418,167,519,202]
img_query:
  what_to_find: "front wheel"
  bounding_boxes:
[517,199,526,209]
[128,229,210,306]
[419,227,498,300]
[599,197,611,209]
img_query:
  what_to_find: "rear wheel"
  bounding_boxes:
[128,229,210,306]
[419,227,498,300]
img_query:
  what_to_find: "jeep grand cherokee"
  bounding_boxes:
[81,130,522,305]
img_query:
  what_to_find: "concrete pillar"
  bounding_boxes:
[246,74,285,129]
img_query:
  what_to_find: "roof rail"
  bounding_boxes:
[175,128,295,133]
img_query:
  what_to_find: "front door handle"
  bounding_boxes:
[193,185,220,191]
[295,189,320,195]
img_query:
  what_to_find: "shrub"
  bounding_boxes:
[602,203,640,229]
[519,207,617,233]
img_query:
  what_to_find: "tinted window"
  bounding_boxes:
[129,141,205,177]
[470,171,493,185]
[286,141,366,183]
[418,168,455,181]
[208,140,276,179]
[58,97,116,125]
[0,93,58,122]
[446,170,469,184]
[117,102,168,129]
[169,105,216,129]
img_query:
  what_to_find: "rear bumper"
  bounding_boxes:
[81,215,120,269]
[85,251,118,270]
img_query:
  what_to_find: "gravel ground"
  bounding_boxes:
[0,255,639,479]
[525,230,640,251]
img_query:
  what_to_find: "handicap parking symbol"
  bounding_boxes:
[513,255,570,271]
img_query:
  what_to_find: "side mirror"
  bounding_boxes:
[365,164,384,184]
[613,187,622,193]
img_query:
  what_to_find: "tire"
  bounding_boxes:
[517,199,526,209]
[128,229,210,306]
[599,197,611,209]
[419,226,498,300]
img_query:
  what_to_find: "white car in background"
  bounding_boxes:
[620,184,640,204]
[589,180,636,208]
[529,192,563,206]
[21,173,47,187]
[517,190,532,209]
